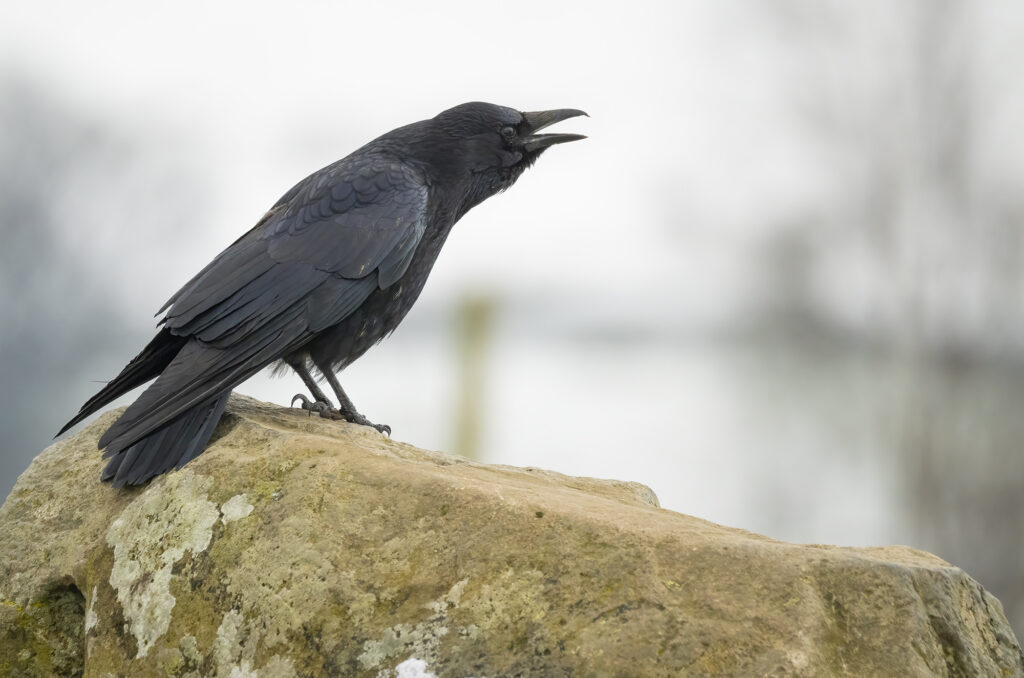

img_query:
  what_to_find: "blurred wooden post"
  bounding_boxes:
[452,294,495,461]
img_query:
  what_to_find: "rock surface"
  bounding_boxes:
[1,394,1021,677]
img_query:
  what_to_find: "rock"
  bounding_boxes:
[1,395,1021,677]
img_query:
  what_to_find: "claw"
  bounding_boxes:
[291,393,330,417]
[289,394,390,434]
[348,413,391,436]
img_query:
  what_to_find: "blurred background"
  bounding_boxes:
[2,0,1022,632]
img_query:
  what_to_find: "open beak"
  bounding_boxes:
[520,108,588,152]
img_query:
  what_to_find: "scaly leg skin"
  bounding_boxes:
[316,360,392,437]
[287,358,336,417]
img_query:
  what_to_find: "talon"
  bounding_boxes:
[377,424,392,436]
[291,394,333,418]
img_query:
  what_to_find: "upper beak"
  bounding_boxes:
[520,108,588,152]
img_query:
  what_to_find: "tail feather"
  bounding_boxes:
[101,392,230,488]
[57,328,187,436]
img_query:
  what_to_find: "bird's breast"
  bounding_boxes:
[307,220,454,370]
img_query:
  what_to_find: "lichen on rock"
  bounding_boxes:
[212,608,296,678]
[358,579,468,671]
[106,469,220,658]
[220,494,255,524]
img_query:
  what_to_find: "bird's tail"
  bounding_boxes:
[57,328,187,436]
[101,392,230,488]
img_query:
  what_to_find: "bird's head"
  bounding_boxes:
[395,102,587,215]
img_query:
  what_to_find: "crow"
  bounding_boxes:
[56,102,586,488]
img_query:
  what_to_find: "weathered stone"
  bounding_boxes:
[1,394,1021,677]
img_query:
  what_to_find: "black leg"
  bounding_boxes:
[314,360,391,436]
[286,358,335,416]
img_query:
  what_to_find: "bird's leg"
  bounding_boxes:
[287,359,335,417]
[315,361,391,436]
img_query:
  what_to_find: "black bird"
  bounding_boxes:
[57,102,587,488]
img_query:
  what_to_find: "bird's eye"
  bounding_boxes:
[500,126,516,139]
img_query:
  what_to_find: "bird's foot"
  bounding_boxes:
[290,394,391,436]
[291,393,334,417]
[344,412,392,437]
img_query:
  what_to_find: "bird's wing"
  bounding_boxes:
[98,157,428,453]
[162,158,428,344]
